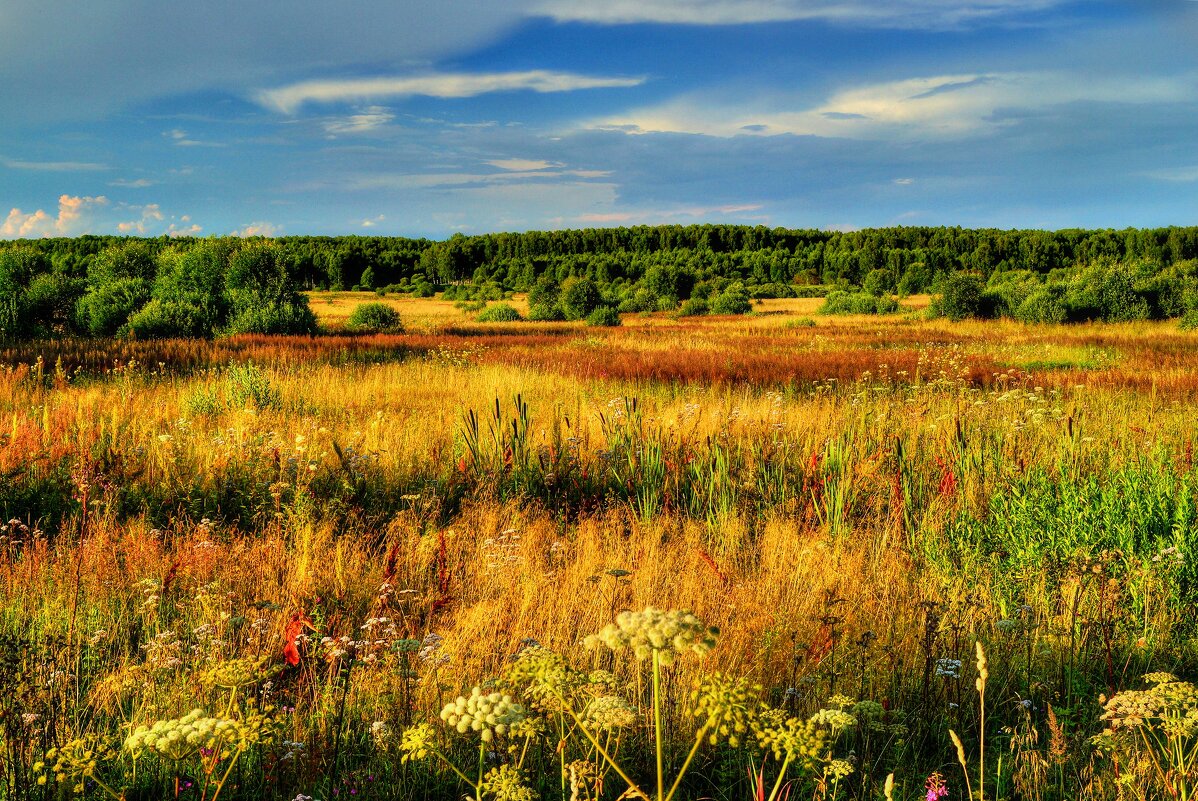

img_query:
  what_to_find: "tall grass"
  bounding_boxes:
[1,308,1198,799]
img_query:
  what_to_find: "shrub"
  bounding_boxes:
[359,266,376,290]
[346,302,404,333]
[1014,284,1069,324]
[476,303,523,323]
[863,268,897,297]
[527,303,565,322]
[710,283,752,315]
[128,296,219,339]
[932,272,988,321]
[76,277,152,337]
[678,297,709,317]
[819,291,897,315]
[560,277,603,321]
[225,301,318,335]
[585,306,621,327]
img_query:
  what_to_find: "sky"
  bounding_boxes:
[2,0,1198,240]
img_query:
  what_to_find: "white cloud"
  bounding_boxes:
[116,203,165,234]
[339,167,612,191]
[233,221,280,237]
[0,1,525,123]
[534,0,1066,28]
[257,70,645,114]
[324,106,396,135]
[576,203,765,225]
[1,194,108,238]
[360,214,386,227]
[1142,166,1198,182]
[168,223,203,237]
[487,158,559,171]
[110,178,154,188]
[4,158,108,171]
[596,71,1196,140]
[165,129,220,147]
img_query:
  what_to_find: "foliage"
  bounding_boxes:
[346,302,404,333]
[585,306,621,327]
[476,303,523,323]
[710,282,753,315]
[932,272,988,321]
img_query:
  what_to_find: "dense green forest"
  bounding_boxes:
[2,224,1198,339]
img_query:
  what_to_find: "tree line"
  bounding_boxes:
[2,224,1198,339]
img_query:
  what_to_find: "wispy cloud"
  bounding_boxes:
[164,129,221,147]
[360,214,386,227]
[341,167,611,191]
[1141,166,1198,182]
[596,71,1196,140]
[257,70,645,114]
[487,158,559,171]
[575,203,764,225]
[324,106,396,135]
[109,178,154,188]
[4,158,108,171]
[534,0,1066,28]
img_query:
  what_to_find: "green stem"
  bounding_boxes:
[208,747,244,801]
[562,705,647,799]
[663,725,711,801]
[432,750,478,791]
[653,651,664,801]
[766,756,793,801]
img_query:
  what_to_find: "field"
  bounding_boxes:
[3,293,1198,801]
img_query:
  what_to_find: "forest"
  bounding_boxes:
[3,224,1198,340]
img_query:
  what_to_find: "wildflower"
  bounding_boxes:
[925,772,948,801]
[440,687,527,743]
[934,658,962,679]
[399,723,436,763]
[585,607,718,665]
[582,695,638,731]
[478,764,536,801]
[690,672,761,746]
[35,735,120,794]
[199,656,277,690]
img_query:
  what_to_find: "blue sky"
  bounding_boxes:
[2,0,1197,239]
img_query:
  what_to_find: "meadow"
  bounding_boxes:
[2,293,1198,801]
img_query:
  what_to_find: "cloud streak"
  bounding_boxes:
[258,70,645,113]
[534,0,1067,28]
[596,70,1197,140]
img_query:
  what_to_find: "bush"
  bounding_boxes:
[710,283,752,315]
[560,277,603,321]
[1014,284,1069,324]
[476,303,523,323]
[128,296,219,339]
[1181,308,1198,331]
[76,277,152,337]
[225,301,318,335]
[677,297,709,316]
[359,266,376,290]
[527,303,565,322]
[863,268,897,297]
[585,306,621,327]
[345,302,404,333]
[932,272,988,321]
[819,291,897,315]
